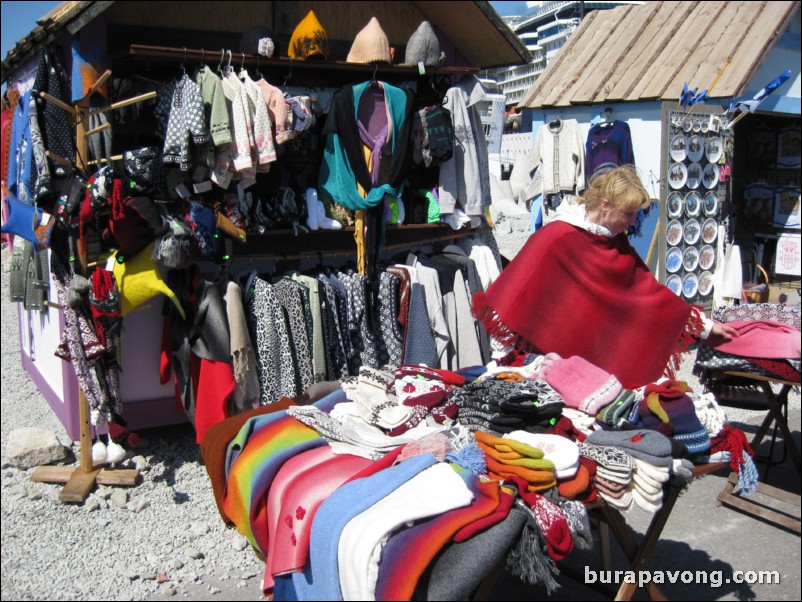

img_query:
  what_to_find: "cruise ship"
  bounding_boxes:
[492,1,644,118]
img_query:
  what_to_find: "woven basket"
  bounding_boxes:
[742,264,770,304]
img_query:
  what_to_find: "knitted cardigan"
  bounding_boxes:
[319,81,413,211]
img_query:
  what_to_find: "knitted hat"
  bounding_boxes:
[402,21,443,67]
[288,10,327,60]
[633,458,670,485]
[587,429,673,467]
[347,17,391,64]
[122,146,162,194]
[504,431,580,479]
[596,389,637,427]
[240,26,281,57]
[634,385,711,456]
[541,355,623,415]
[632,469,662,496]
[579,443,633,484]
[102,196,168,262]
[557,462,591,499]
[90,165,115,208]
[112,243,185,319]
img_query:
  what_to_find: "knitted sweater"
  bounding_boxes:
[527,118,586,196]
[239,72,276,169]
[585,120,634,177]
[195,66,232,147]
[438,76,492,216]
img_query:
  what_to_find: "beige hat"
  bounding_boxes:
[347,17,391,64]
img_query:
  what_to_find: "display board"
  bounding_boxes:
[660,104,730,307]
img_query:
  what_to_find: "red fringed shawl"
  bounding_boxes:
[472,221,703,389]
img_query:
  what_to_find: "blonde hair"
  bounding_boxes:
[581,165,651,212]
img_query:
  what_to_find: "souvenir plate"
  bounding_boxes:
[670,134,687,162]
[683,218,701,245]
[686,162,702,189]
[692,118,702,134]
[666,274,682,296]
[687,135,704,162]
[701,119,710,134]
[706,136,722,163]
[702,218,718,244]
[683,117,693,133]
[699,244,715,271]
[683,246,699,272]
[698,271,714,296]
[703,191,719,216]
[668,162,688,189]
[666,246,683,273]
[666,191,684,218]
[702,163,719,189]
[682,272,699,298]
[685,191,701,218]
[666,219,683,246]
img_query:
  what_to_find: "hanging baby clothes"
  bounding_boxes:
[155,73,209,171]
[255,77,292,145]
[195,65,232,148]
[239,69,276,170]
[216,72,255,179]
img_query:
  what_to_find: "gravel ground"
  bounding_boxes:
[1,219,799,601]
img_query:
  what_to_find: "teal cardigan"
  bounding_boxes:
[319,82,413,211]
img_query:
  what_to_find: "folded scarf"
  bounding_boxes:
[705,320,801,359]
[472,220,703,389]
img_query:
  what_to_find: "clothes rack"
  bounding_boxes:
[29,72,159,503]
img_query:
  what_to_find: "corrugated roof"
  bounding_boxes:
[518,0,800,108]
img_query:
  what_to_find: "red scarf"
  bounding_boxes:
[472,221,703,389]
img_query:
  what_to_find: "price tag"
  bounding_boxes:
[193,181,213,193]
[175,183,192,199]
[418,61,426,76]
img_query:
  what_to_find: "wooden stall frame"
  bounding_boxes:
[30,71,147,503]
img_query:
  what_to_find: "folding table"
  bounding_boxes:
[706,371,801,534]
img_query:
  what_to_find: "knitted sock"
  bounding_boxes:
[305,188,319,230]
[386,390,448,437]
[511,477,574,561]
[316,196,343,230]
[560,499,593,550]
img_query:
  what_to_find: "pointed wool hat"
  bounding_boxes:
[347,17,391,64]
[402,21,443,67]
[288,10,327,60]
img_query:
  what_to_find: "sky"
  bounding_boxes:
[2,1,531,61]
